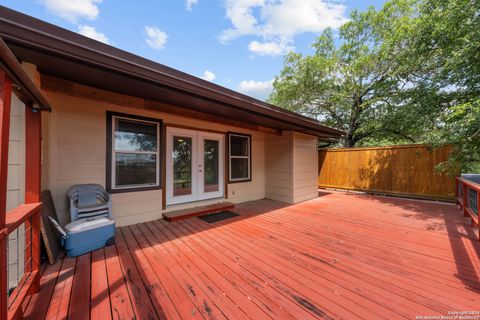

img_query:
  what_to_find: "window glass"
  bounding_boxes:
[115,154,157,187]
[230,135,249,156]
[173,136,193,196]
[204,139,219,192]
[110,114,160,190]
[230,158,249,180]
[229,134,251,181]
[115,118,157,152]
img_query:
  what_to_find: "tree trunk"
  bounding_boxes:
[344,94,362,148]
[344,134,355,148]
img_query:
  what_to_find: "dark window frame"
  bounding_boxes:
[106,111,163,193]
[227,132,252,183]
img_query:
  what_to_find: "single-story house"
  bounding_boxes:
[0,6,343,228]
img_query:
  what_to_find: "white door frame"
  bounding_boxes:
[198,131,224,201]
[166,127,224,205]
[166,127,198,205]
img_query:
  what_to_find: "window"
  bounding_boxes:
[107,112,161,192]
[228,133,251,182]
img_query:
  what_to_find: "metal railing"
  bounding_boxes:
[7,221,32,307]
[3,203,41,320]
[456,175,480,241]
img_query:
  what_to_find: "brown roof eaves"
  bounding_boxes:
[0,36,51,111]
[0,6,344,137]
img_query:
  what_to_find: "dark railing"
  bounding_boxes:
[456,175,480,241]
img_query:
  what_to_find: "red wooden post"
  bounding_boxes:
[463,181,469,217]
[24,104,41,293]
[0,70,12,320]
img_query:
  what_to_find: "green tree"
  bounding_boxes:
[405,0,480,172]
[269,2,427,147]
[270,0,479,171]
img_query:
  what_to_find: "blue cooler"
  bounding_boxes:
[49,216,115,257]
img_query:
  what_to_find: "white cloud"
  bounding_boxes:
[78,25,109,43]
[145,26,168,49]
[220,0,347,56]
[237,79,274,101]
[248,40,292,56]
[201,70,216,82]
[186,0,198,11]
[40,0,102,23]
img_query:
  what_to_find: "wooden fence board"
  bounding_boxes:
[318,144,458,201]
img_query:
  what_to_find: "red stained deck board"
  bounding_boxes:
[119,227,179,320]
[45,257,76,320]
[68,253,91,320]
[227,206,480,305]
[180,216,384,319]
[23,258,62,319]
[104,242,136,320]
[114,228,158,319]
[163,202,234,222]
[23,191,480,319]
[127,225,204,319]
[90,249,112,320]
[156,219,316,320]
[137,223,235,320]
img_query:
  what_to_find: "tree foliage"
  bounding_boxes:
[269,0,480,171]
[408,0,480,172]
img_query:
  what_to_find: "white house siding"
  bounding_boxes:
[6,93,26,292]
[265,131,294,203]
[292,132,318,203]
[42,90,266,226]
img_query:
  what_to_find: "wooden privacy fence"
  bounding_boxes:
[318,144,458,201]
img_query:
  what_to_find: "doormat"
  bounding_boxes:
[198,211,240,223]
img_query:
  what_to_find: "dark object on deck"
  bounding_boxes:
[40,190,61,264]
[164,202,235,221]
[198,210,239,223]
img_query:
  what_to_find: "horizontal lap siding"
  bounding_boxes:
[265,132,293,203]
[44,90,265,226]
[293,133,318,203]
[6,94,26,290]
[7,94,25,211]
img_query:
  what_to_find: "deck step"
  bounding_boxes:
[163,202,235,222]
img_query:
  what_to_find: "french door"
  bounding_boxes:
[166,127,224,205]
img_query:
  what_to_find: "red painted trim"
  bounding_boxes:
[24,105,41,293]
[456,177,480,242]
[0,70,12,320]
[5,203,41,233]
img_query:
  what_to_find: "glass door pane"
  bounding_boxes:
[173,136,192,196]
[203,139,219,193]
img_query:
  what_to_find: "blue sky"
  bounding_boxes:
[1,0,386,100]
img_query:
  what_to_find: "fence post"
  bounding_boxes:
[0,70,12,320]
[477,189,480,242]
[463,181,469,217]
[456,178,463,209]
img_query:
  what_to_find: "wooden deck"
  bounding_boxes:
[22,191,480,319]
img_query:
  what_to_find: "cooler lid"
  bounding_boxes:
[64,217,114,234]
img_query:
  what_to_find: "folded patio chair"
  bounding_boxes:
[67,184,112,221]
